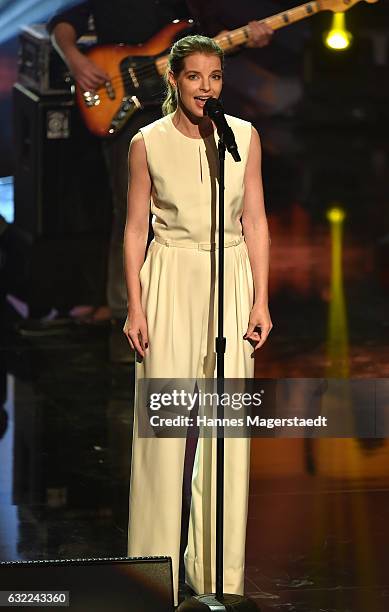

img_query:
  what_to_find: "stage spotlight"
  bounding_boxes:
[324,13,352,51]
[326,206,346,223]
[325,202,348,378]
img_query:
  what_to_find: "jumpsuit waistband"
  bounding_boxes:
[154,236,244,251]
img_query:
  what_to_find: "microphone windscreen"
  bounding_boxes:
[204,97,223,118]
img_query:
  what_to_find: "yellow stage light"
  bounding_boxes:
[324,13,352,50]
[325,202,348,378]
[326,206,346,223]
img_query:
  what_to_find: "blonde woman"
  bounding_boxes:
[123,35,272,608]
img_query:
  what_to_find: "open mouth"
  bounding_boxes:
[194,96,212,107]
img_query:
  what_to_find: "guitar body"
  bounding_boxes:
[75,20,192,138]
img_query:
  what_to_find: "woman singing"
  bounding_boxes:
[123,35,272,608]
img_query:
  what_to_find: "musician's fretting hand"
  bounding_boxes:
[246,21,274,48]
[216,22,273,51]
[67,49,109,91]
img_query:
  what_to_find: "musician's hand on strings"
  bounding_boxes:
[246,21,274,48]
[67,49,109,91]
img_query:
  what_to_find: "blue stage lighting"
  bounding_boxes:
[0,0,78,44]
[0,1,14,12]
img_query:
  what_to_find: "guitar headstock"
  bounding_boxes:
[318,0,378,12]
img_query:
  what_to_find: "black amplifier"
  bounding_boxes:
[18,24,96,96]
[13,82,112,238]
[0,557,174,612]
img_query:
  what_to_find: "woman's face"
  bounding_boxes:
[170,52,223,119]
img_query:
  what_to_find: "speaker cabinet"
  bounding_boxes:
[13,82,111,238]
[0,557,174,611]
[11,84,112,311]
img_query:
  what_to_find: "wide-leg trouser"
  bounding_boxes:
[127,239,254,607]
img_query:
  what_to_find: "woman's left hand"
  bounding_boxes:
[244,303,273,351]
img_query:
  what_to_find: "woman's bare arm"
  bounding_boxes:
[123,132,152,356]
[241,126,272,349]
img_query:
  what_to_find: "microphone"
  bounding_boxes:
[204,98,241,162]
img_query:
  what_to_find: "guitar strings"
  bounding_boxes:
[86,27,251,93]
[89,74,163,102]
[94,64,161,91]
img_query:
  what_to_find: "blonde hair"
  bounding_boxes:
[162,35,224,116]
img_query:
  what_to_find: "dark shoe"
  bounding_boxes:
[73,305,112,327]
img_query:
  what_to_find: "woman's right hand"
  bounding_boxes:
[123,308,149,358]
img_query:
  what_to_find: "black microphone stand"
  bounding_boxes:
[178,128,259,611]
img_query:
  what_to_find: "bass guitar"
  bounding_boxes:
[76,0,377,138]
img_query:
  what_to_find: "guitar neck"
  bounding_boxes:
[155,1,319,75]
[216,0,320,49]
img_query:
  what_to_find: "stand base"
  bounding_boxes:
[177,593,260,611]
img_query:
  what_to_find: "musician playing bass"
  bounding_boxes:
[47,0,273,337]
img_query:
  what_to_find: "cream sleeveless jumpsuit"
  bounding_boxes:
[127,113,255,607]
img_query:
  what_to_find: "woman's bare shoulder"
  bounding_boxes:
[130,131,145,147]
[129,132,147,160]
